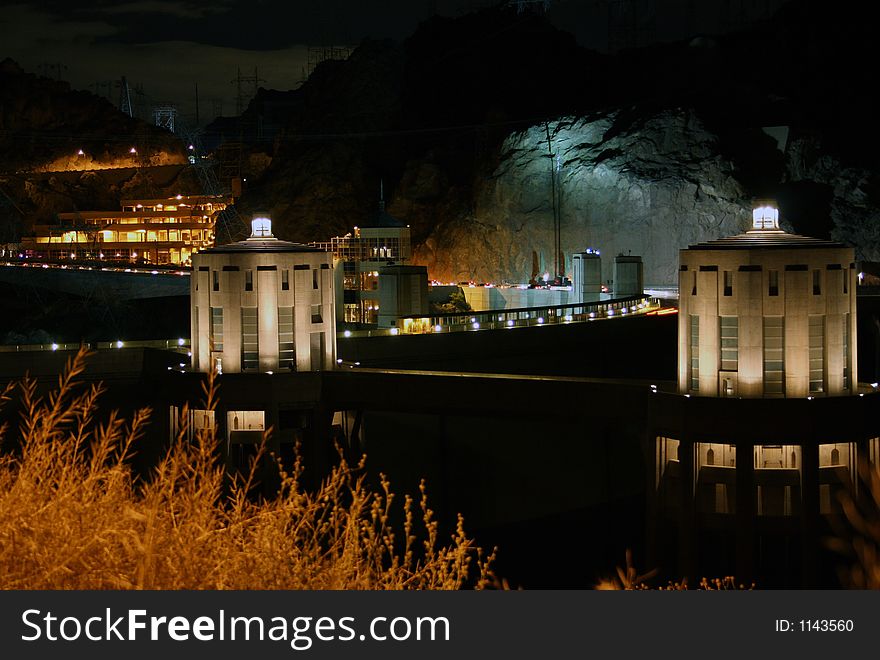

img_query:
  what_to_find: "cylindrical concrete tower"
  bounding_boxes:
[190,217,336,373]
[678,202,856,398]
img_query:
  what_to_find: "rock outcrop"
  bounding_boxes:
[416,109,750,285]
[5,1,880,288]
[0,59,184,173]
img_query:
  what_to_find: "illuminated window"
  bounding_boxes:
[763,316,784,396]
[720,316,737,371]
[169,407,215,443]
[210,307,223,352]
[755,445,800,516]
[278,307,294,369]
[241,307,258,371]
[809,315,824,393]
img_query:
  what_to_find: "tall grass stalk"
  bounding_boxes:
[0,348,493,590]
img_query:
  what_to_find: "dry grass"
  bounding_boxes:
[0,348,494,590]
[595,550,752,590]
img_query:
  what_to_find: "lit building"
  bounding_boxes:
[312,189,411,324]
[190,216,336,374]
[571,250,602,303]
[678,202,856,398]
[377,264,428,328]
[21,194,231,265]
[613,255,644,297]
[651,200,871,586]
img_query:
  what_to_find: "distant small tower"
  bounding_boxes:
[678,200,856,398]
[571,249,602,303]
[613,254,644,297]
[190,216,336,373]
[377,264,429,328]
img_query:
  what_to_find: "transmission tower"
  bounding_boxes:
[302,46,353,81]
[179,124,247,244]
[544,122,563,281]
[119,76,133,117]
[0,185,25,246]
[90,80,114,99]
[507,0,551,14]
[152,105,178,133]
[231,67,265,116]
[38,62,68,81]
[720,0,777,33]
[607,0,656,52]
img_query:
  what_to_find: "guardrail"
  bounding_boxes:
[339,296,663,338]
[0,339,191,353]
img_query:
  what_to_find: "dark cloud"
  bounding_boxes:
[13,1,470,50]
[0,0,487,120]
[0,1,790,124]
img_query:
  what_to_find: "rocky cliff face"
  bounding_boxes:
[415,109,750,285]
[5,2,880,286]
[0,59,195,241]
[0,59,184,173]
[239,2,880,288]
[784,135,880,263]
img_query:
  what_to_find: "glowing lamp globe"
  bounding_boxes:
[251,217,273,238]
[752,203,779,230]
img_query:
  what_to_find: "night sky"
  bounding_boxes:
[2,1,489,119]
[1,1,785,121]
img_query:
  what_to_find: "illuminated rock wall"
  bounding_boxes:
[414,109,750,287]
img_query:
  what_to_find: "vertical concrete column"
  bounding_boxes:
[258,268,279,372]
[800,441,819,587]
[677,437,696,584]
[678,267,689,393]
[735,443,755,586]
[645,430,661,576]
